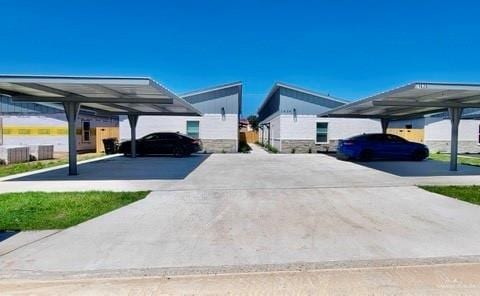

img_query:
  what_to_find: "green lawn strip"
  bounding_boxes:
[428,153,480,167]
[0,153,104,178]
[0,191,150,230]
[420,186,480,206]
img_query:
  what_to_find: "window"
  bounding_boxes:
[316,122,328,143]
[143,133,159,140]
[186,121,200,139]
[82,121,91,142]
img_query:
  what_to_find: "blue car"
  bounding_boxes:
[336,133,429,161]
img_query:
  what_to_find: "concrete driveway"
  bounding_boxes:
[1,151,480,278]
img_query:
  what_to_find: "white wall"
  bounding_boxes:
[425,118,480,141]
[270,115,281,150]
[120,114,238,141]
[280,115,381,141]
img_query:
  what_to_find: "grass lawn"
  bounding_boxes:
[421,186,480,206]
[0,191,149,230]
[429,153,480,167]
[0,153,104,178]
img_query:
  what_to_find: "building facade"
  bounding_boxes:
[258,83,381,153]
[0,96,118,152]
[389,110,480,153]
[119,82,242,153]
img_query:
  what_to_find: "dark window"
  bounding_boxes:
[386,134,406,142]
[316,122,328,143]
[405,124,413,129]
[82,121,91,142]
[143,134,160,140]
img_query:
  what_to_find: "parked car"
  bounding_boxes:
[336,133,429,161]
[119,132,202,156]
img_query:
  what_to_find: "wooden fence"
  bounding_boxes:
[239,131,258,143]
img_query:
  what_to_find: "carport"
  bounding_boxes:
[0,75,201,175]
[319,82,480,171]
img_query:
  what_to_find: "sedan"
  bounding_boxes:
[336,133,429,161]
[119,132,202,156]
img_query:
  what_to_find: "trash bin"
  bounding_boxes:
[102,138,118,155]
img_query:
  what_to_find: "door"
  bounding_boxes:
[96,127,119,153]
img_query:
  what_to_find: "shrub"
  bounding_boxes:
[265,144,278,154]
[291,148,296,154]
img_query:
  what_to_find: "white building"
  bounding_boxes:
[389,111,480,153]
[0,96,118,152]
[120,82,242,153]
[257,83,381,153]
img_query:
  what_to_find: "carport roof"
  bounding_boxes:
[319,82,480,119]
[0,75,202,116]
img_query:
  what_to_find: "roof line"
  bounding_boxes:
[318,82,418,117]
[319,81,480,118]
[0,74,151,80]
[179,81,242,97]
[257,82,347,114]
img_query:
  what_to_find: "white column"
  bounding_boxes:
[448,107,463,171]
[128,115,139,158]
[63,102,80,175]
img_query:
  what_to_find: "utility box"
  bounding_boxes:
[29,145,54,161]
[0,145,29,165]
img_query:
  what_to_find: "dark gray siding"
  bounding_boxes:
[0,96,62,114]
[279,87,344,113]
[258,89,280,121]
[182,85,241,114]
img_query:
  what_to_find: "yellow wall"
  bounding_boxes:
[2,125,68,136]
[388,128,424,143]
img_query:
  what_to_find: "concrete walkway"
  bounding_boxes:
[1,153,480,281]
[249,143,269,154]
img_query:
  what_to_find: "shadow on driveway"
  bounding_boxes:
[0,231,18,243]
[9,154,210,181]
[354,159,480,177]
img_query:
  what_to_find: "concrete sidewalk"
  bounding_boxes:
[249,143,269,154]
[2,263,480,295]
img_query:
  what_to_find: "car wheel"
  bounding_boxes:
[173,146,185,157]
[359,149,373,161]
[411,149,426,161]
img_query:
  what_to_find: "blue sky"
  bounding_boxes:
[2,0,480,116]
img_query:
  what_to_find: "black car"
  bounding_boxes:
[119,132,202,156]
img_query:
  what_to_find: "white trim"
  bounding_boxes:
[315,121,329,144]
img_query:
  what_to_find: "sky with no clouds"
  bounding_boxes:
[1,0,480,115]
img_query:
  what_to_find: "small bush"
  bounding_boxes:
[265,144,278,154]
[291,148,296,154]
[308,148,312,154]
